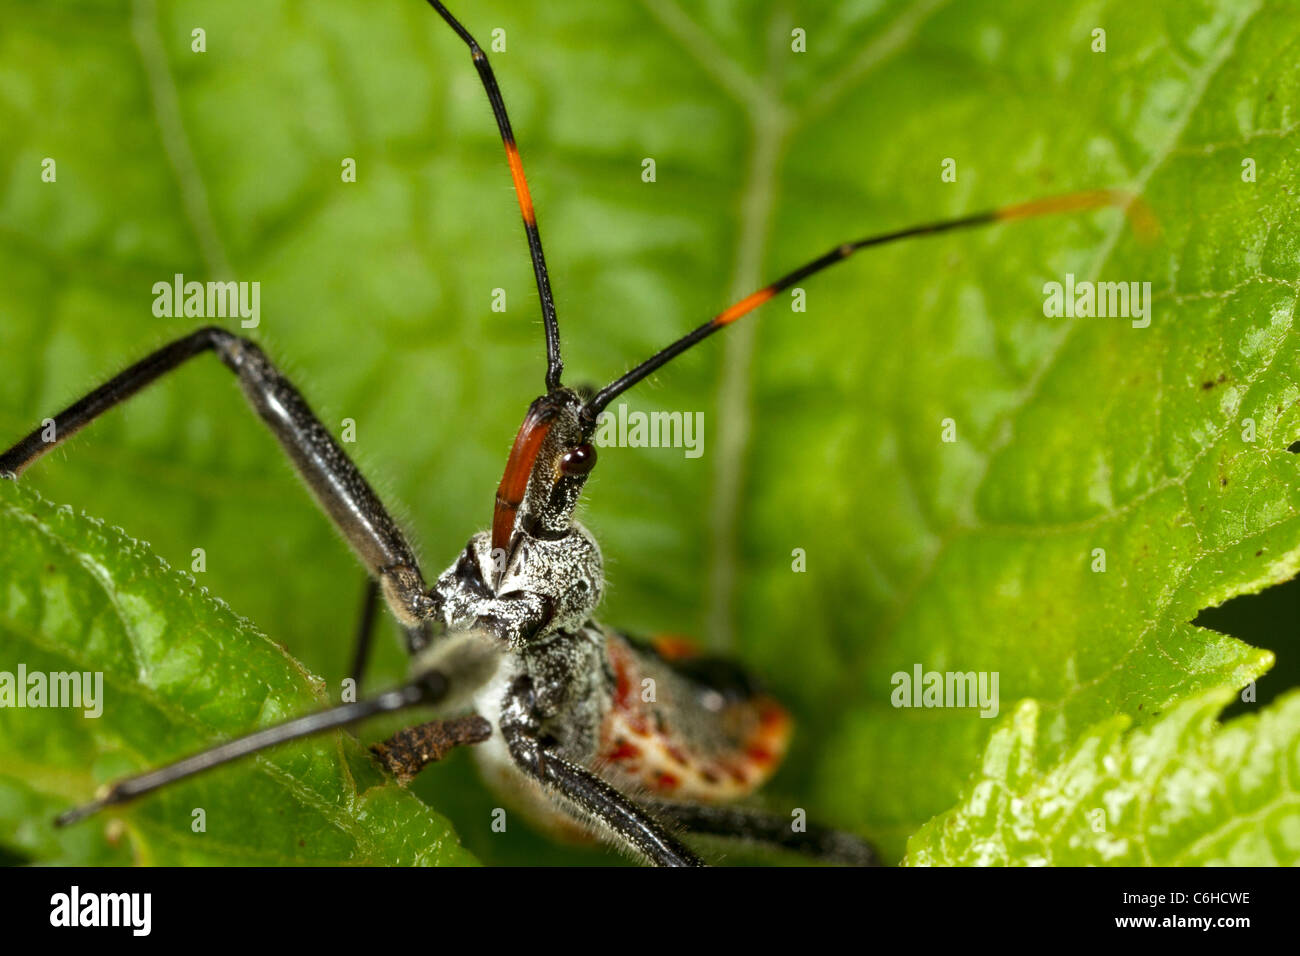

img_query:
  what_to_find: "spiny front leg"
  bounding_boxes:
[370,714,492,783]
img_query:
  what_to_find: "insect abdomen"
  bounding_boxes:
[597,630,791,802]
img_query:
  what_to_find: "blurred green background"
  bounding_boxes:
[2,0,1298,865]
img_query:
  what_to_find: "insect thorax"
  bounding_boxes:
[431,525,603,647]
[417,525,614,797]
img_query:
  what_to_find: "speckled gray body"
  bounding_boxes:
[411,389,622,825]
[435,525,603,648]
[416,524,616,826]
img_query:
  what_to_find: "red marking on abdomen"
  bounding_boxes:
[598,631,792,802]
[608,739,641,761]
[654,772,680,793]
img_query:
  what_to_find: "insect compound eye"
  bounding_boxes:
[559,443,597,477]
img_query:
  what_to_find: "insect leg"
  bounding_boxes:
[349,576,381,690]
[349,574,434,690]
[499,676,703,867]
[641,801,879,866]
[55,671,450,826]
[0,326,436,635]
[370,714,492,782]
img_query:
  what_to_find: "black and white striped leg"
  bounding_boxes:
[0,325,437,633]
[500,676,704,867]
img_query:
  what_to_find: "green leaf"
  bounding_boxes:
[906,688,1300,865]
[800,0,1300,857]
[1,0,1298,866]
[0,479,474,865]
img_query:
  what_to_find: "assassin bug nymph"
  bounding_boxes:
[1,1,1147,866]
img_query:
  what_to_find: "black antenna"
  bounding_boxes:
[581,189,1153,422]
[55,671,449,826]
[425,1,564,390]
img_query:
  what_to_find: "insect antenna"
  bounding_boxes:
[425,0,564,390]
[54,671,449,827]
[581,188,1155,422]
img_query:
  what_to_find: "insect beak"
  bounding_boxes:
[491,401,556,555]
